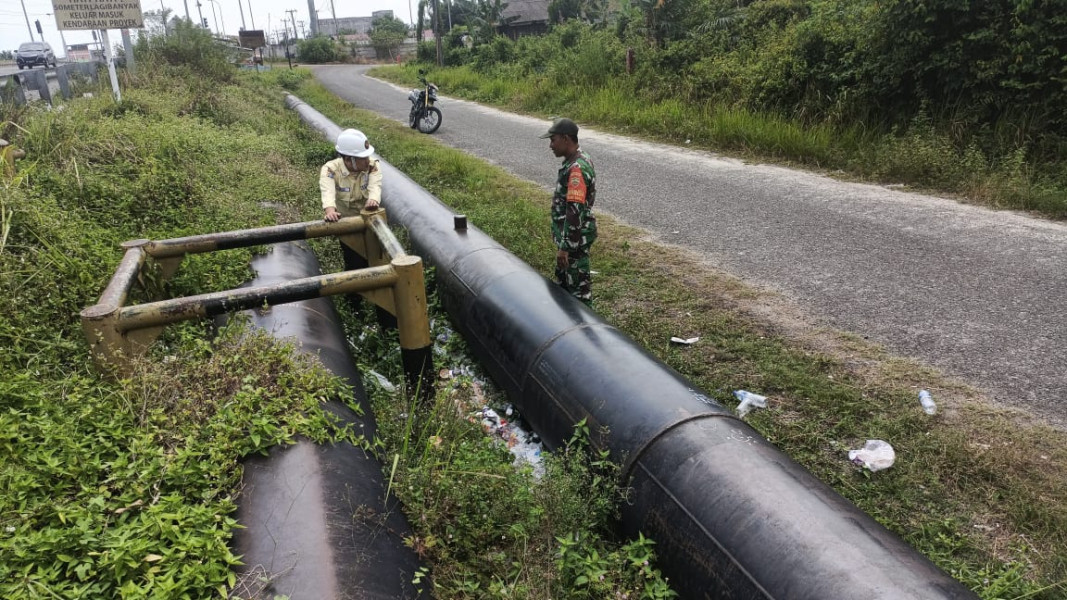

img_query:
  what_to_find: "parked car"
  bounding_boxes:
[16,42,56,69]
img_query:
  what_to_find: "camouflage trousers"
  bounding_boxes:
[555,250,592,305]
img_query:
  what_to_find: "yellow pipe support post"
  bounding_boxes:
[368,210,407,260]
[392,254,434,402]
[358,209,398,315]
[80,245,151,373]
[1,139,27,179]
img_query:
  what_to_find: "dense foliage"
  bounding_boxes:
[133,20,239,82]
[297,35,341,63]
[461,0,1067,148]
[404,0,1067,217]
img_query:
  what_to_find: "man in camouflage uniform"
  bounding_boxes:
[542,118,597,305]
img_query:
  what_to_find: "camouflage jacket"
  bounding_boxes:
[551,149,597,253]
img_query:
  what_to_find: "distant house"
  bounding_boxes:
[66,43,101,62]
[498,0,550,39]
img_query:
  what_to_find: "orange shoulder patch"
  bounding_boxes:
[565,164,586,204]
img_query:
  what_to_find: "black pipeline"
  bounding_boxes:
[230,240,428,599]
[286,95,977,600]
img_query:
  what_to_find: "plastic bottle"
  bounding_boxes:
[918,390,937,415]
[733,390,767,417]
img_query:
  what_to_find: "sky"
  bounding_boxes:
[1,0,418,56]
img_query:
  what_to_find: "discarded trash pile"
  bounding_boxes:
[438,366,546,478]
[367,323,547,477]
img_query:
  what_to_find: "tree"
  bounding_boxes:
[470,0,510,43]
[369,15,409,60]
[142,8,174,38]
[549,0,582,22]
[630,0,692,46]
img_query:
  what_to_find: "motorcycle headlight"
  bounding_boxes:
[408,90,419,102]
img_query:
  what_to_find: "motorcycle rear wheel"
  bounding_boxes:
[416,107,442,134]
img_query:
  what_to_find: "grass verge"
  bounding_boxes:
[293,73,1067,599]
[0,61,360,598]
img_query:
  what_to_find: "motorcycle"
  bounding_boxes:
[408,71,442,134]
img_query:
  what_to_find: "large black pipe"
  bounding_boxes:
[231,239,427,599]
[287,95,978,599]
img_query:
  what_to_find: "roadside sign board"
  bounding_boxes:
[238,30,266,48]
[51,0,144,31]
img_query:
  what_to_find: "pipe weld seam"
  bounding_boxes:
[619,412,740,485]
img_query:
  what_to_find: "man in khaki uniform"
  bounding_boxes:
[319,128,382,272]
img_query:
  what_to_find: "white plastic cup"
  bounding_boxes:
[918,390,937,415]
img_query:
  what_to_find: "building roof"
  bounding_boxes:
[499,0,550,26]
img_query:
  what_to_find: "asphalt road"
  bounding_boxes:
[0,64,54,78]
[310,64,1067,427]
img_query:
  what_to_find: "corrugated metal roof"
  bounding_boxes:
[500,0,550,25]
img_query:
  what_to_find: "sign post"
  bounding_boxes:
[99,28,120,102]
[51,0,144,101]
[238,29,266,70]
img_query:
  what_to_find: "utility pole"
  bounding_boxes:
[20,0,36,41]
[248,0,256,29]
[209,0,220,34]
[433,0,442,66]
[298,20,306,38]
[331,0,338,35]
[281,18,292,68]
[306,0,317,36]
[158,0,168,36]
[196,1,206,28]
[183,0,190,22]
[46,13,68,58]
[287,9,298,41]
[210,0,225,34]
[238,0,246,30]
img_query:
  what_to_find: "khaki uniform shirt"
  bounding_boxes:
[319,157,383,218]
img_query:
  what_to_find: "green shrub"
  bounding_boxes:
[296,35,340,63]
[134,20,236,84]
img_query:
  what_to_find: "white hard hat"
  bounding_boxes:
[335,128,374,158]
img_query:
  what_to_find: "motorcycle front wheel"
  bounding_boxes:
[416,107,442,134]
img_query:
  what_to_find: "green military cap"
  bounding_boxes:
[540,118,579,138]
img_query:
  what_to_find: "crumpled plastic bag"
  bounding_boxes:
[848,439,896,472]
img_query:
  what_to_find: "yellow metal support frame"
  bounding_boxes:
[80,209,432,386]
